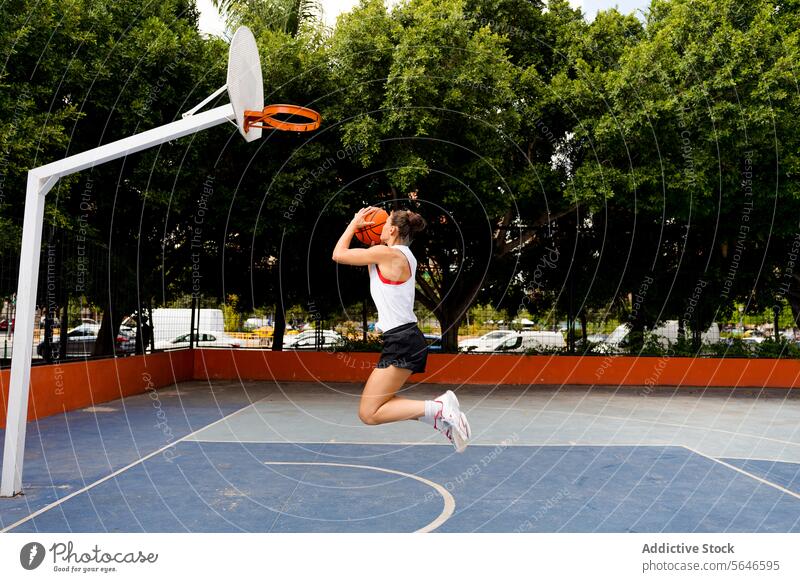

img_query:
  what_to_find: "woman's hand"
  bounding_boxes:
[349,206,376,230]
[333,207,383,263]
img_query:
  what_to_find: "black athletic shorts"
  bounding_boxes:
[376,322,428,374]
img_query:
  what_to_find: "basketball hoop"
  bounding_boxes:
[243,104,321,133]
[181,26,321,140]
[1,25,323,497]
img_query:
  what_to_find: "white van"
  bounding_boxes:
[461,330,566,353]
[243,316,271,330]
[598,321,720,351]
[496,331,566,352]
[149,308,225,344]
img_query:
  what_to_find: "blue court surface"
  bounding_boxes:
[1,381,799,532]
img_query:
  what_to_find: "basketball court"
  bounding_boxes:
[0,16,798,538]
[2,378,798,533]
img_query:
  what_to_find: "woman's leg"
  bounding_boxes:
[358,365,425,425]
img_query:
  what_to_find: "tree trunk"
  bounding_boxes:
[430,290,477,353]
[692,309,702,350]
[628,317,647,352]
[272,303,286,351]
[92,306,125,356]
[787,276,800,331]
[580,311,587,344]
[419,278,481,352]
[362,300,368,342]
[435,309,464,353]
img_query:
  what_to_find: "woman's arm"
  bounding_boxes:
[332,207,391,266]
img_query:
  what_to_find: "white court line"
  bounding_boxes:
[264,461,455,533]
[0,395,271,533]
[681,446,800,501]
[188,438,682,447]
[185,439,800,464]
[716,455,800,465]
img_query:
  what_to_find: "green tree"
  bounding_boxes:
[331,0,547,350]
[212,0,323,36]
[1,0,226,353]
[561,0,800,347]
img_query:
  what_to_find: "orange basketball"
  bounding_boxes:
[355,208,388,245]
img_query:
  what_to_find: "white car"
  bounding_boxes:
[155,330,241,350]
[243,317,271,330]
[458,330,519,353]
[284,330,343,349]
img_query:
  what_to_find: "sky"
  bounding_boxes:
[197,0,652,37]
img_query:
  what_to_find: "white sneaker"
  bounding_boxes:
[434,390,471,452]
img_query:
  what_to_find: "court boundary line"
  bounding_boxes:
[184,438,684,447]
[718,455,800,465]
[681,446,800,501]
[0,394,273,533]
[4,438,798,532]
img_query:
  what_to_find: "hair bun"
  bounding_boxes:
[390,209,426,242]
[409,212,427,234]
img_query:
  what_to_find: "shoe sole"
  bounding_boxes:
[444,391,470,452]
[451,412,471,452]
[436,390,471,452]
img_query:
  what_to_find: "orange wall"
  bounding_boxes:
[2,349,798,428]
[194,349,800,389]
[0,351,194,429]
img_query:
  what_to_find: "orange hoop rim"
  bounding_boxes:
[243,104,321,132]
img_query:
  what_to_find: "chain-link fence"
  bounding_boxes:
[443,304,800,357]
[2,223,799,366]
[3,292,799,365]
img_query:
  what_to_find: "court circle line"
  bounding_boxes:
[264,461,455,533]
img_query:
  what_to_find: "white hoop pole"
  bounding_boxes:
[1,104,235,497]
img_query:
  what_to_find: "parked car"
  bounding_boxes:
[741,330,766,345]
[39,315,60,327]
[36,323,135,357]
[487,330,566,353]
[117,327,138,352]
[0,318,13,332]
[593,324,633,353]
[154,330,241,350]
[519,331,565,351]
[423,334,443,352]
[596,321,721,352]
[741,337,764,346]
[285,330,343,349]
[458,330,518,353]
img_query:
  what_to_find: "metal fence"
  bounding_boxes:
[2,223,799,366]
[2,296,799,366]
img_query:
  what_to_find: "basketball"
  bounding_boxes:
[355,208,388,245]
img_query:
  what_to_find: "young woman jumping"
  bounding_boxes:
[332,207,471,452]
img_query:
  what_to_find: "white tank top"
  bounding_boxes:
[368,244,418,333]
